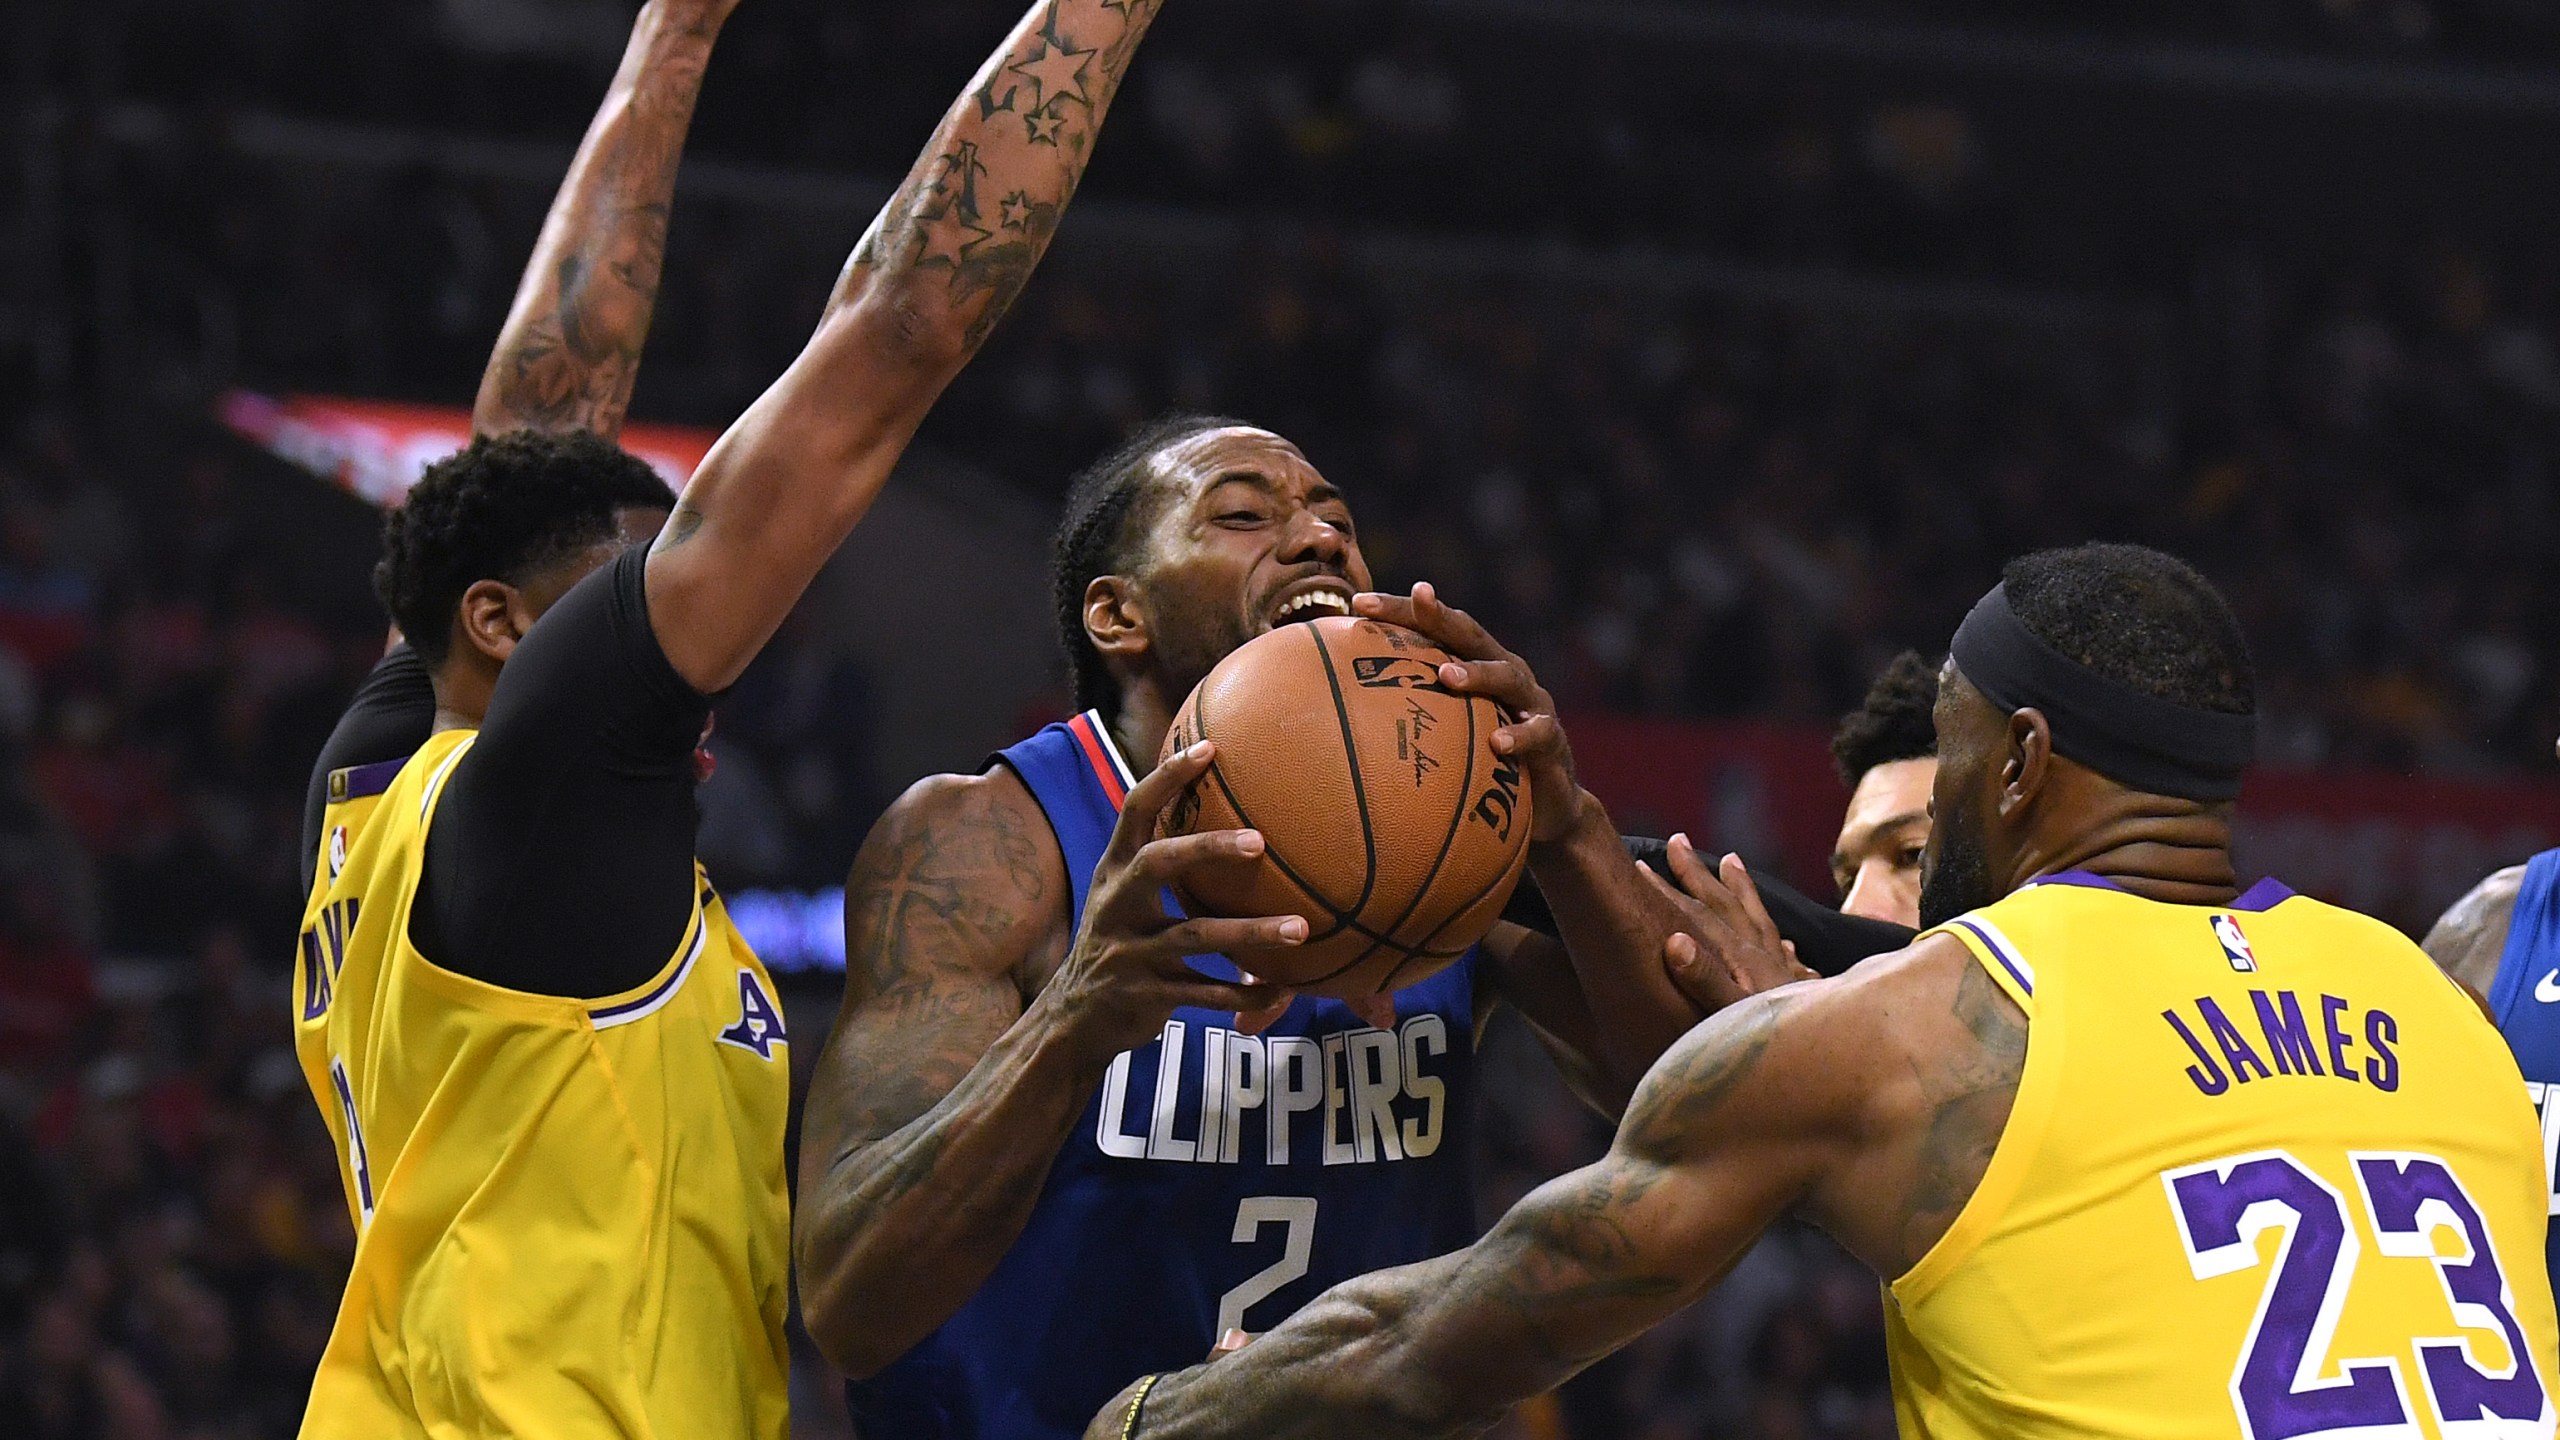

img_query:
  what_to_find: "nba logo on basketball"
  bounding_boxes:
[2210,914,2257,973]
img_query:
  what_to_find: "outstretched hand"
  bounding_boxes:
[1353,583,1583,844]
[1652,835,1816,1013]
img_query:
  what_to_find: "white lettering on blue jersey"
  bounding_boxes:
[1093,1015,1454,1166]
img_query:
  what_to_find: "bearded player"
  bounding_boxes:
[1089,542,2557,1440]
[290,0,1165,1431]
[790,407,1820,1437]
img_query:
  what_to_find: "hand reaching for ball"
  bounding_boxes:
[1352,583,1585,846]
[1042,742,1306,1067]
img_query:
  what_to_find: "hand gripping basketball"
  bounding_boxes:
[1045,741,1305,1066]
[1352,583,1584,845]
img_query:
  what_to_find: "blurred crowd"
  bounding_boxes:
[11,0,2560,1435]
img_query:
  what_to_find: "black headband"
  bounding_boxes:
[1949,584,2256,802]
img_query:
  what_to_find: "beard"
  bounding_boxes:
[1917,802,2001,930]
[1149,604,1259,707]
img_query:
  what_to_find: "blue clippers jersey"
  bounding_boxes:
[846,712,1482,1440]
[2486,848,2560,1310]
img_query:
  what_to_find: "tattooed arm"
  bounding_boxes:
[645,0,1164,693]
[1087,935,2023,1438]
[798,747,1296,1377]
[472,0,732,439]
[2423,865,2523,998]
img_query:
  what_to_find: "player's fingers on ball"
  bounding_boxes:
[1149,914,1307,960]
[1129,827,1266,887]
[1440,656,1527,702]
[1186,979,1294,1017]
[1411,583,1507,660]
[1115,742,1214,847]
[1492,712,1562,759]
[1351,591,1418,629]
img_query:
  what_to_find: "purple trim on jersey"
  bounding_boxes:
[2227,878,2298,912]
[1952,918,2035,996]
[2030,870,2297,912]
[2030,870,2126,894]
[333,757,408,801]
[590,886,713,1024]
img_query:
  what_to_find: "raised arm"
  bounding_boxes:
[473,0,736,439]
[797,746,1297,1377]
[646,0,1163,693]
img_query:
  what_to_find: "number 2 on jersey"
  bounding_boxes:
[1218,1197,1318,1337]
[2164,1149,2550,1439]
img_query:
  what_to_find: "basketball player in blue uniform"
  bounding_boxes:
[793,414,1808,1438]
[2423,765,2560,1312]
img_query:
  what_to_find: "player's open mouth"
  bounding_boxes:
[1269,583,1354,628]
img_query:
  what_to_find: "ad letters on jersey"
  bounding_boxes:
[2162,989,2400,1097]
[1095,1015,1452,1166]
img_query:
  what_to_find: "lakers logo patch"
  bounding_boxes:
[718,970,787,1060]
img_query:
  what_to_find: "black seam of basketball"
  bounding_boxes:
[1327,678,1483,993]
[1190,693,1361,937]
[1305,623,1383,920]
[1375,739,1533,991]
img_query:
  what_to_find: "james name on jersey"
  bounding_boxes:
[1095,1013,1456,1167]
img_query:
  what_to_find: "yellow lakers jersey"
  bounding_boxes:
[1889,874,2559,1440]
[293,729,791,1439]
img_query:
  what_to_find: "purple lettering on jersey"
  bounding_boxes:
[2163,1008,2232,1096]
[2168,1156,2409,1437]
[2322,994,2360,1083]
[717,969,788,1060]
[2356,1154,2547,1425]
[2199,997,2274,1083]
[2250,990,2325,1077]
[2363,1010,2400,1091]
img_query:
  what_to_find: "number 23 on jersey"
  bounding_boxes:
[2166,1149,2554,1440]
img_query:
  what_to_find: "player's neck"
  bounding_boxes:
[2013,805,2240,907]
[1106,691,1175,782]
[430,663,496,735]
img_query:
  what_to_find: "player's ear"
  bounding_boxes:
[456,578,532,666]
[1084,575,1148,664]
[1998,707,2052,820]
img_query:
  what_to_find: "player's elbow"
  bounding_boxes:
[796,1259,910,1380]
[823,282,974,384]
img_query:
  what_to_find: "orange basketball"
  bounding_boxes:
[1158,615,1533,1000]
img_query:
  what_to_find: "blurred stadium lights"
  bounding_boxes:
[725,889,849,976]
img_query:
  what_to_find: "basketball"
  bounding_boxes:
[1158,615,1533,1000]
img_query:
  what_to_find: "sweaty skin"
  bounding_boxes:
[1830,756,1935,929]
[1082,666,2247,1438]
[793,427,1795,1378]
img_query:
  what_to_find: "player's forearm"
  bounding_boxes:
[824,0,1164,379]
[473,0,725,439]
[1093,1256,1502,1440]
[1527,794,1705,1097]
[796,991,1117,1377]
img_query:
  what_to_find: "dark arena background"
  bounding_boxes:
[9,0,2560,1435]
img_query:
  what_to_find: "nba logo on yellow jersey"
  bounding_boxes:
[2212,913,2258,972]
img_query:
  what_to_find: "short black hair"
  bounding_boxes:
[2001,543,2256,715]
[1832,650,1939,787]
[374,431,675,666]
[1051,413,1247,720]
